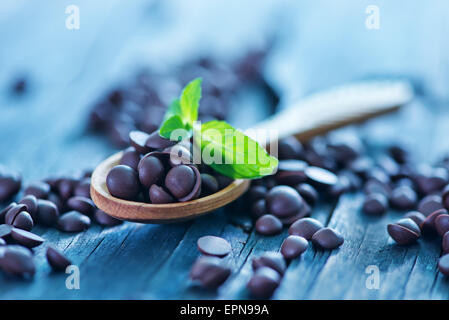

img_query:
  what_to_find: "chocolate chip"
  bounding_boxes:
[255,215,283,235]
[11,211,33,231]
[11,228,44,248]
[294,183,318,206]
[415,167,448,195]
[403,211,426,227]
[0,224,13,240]
[169,165,201,202]
[278,202,311,226]
[145,131,176,150]
[18,195,38,218]
[265,185,304,218]
[288,217,323,240]
[57,178,78,200]
[47,193,65,214]
[435,214,449,237]
[363,179,391,198]
[247,266,281,298]
[197,235,231,257]
[129,130,151,154]
[443,231,449,253]
[58,211,91,232]
[119,147,141,171]
[251,199,266,219]
[138,155,165,188]
[275,160,308,185]
[0,203,16,224]
[248,185,267,202]
[0,245,35,277]
[278,136,303,160]
[149,185,175,204]
[67,196,96,216]
[438,254,449,276]
[190,256,231,289]
[305,166,338,189]
[0,165,21,202]
[106,165,141,201]
[73,178,91,199]
[165,165,195,199]
[312,228,344,250]
[390,186,417,210]
[5,204,27,225]
[94,209,123,226]
[24,181,51,199]
[280,235,308,259]
[36,199,59,226]
[418,195,443,216]
[252,252,286,276]
[387,218,421,245]
[388,144,409,164]
[46,246,72,271]
[200,174,219,196]
[420,209,447,236]
[362,193,388,216]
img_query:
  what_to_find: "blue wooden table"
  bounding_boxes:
[1,0,449,299]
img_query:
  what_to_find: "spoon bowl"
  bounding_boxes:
[90,152,250,223]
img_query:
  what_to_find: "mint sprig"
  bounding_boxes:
[158,78,278,179]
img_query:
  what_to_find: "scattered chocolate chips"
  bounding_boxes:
[387,218,421,245]
[247,266,281,298]
[58,211,91,233]
[255,215,283,235]
[11,228,44,248]
[288,217,323,240]
[312,228,344,250]
[5,204,27,225]
[46,246,72,271]
[280,235,308,259]
[11,211,33,231]
[0,224,13,241]
[190,256,231,289]
[251,199,266,219]
[197,236,231,258]
[73,178,91,199]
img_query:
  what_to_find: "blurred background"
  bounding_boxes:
[1,0,448,179]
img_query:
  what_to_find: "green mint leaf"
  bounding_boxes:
[163,98,182,121]
[198,120,278,179]
[180,78,202,128]
[159,115,186,139]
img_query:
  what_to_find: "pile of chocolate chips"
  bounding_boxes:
[187,134,449,297]
[107,129,233,203]
[88,51,277,148]
[0,167,122,277]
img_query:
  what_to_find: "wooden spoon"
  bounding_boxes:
[91,80,413,223]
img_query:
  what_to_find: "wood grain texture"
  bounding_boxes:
[1,0,449,300]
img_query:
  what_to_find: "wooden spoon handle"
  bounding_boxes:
[251,80,413,143]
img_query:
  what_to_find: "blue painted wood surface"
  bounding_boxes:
[1,0,449,299]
